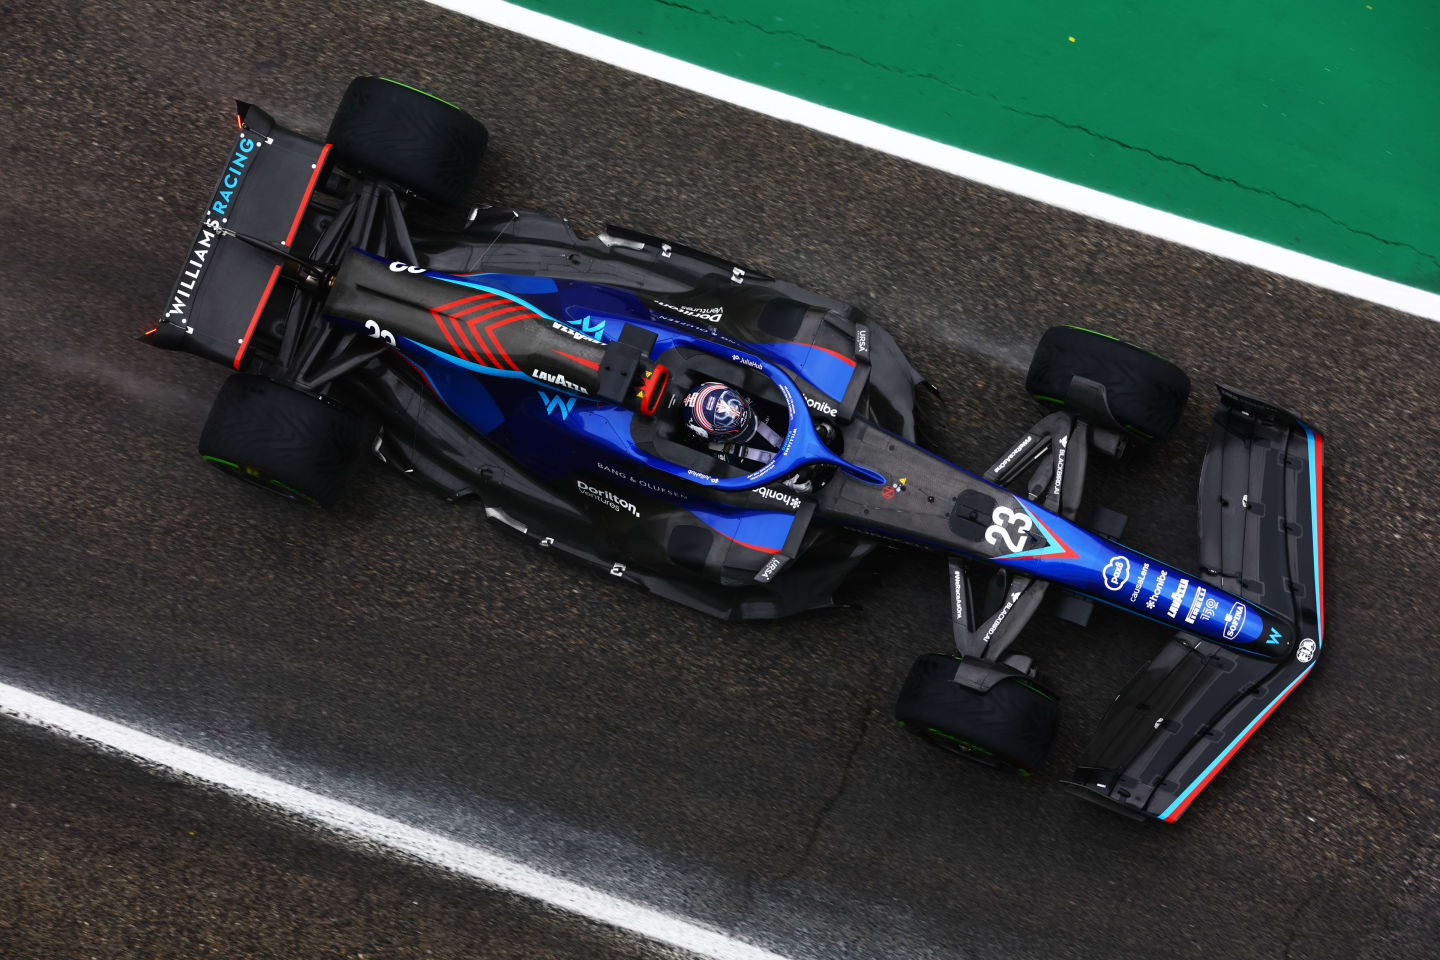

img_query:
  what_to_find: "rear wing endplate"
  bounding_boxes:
[150,103,329,368]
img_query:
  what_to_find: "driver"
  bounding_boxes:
[684,381,757,444]
[682,381,784,465]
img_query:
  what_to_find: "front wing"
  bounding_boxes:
[1067,386,1324,820]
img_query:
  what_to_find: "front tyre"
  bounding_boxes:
[1026,325,1190,442]
[327,76,488,208]
[895,654,1058,774]
[198,375,370,508]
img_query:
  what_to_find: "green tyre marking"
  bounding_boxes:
[377,77,468,115]
[1010,679,1056,702]
[925,727,995,756]
[204,455,319,505]
[1062,324,1175,365]
[266,477,320,505]
[1063,324,1121,342]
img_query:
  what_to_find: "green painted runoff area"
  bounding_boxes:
[512,0,1439,293]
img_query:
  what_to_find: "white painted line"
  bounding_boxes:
[0,681,788,960]
[431,0,1440,323]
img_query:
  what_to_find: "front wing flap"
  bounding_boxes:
[1067,386,1324,820]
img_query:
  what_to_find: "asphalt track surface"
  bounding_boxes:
[2,2,1438,958]
[0,716,679,960]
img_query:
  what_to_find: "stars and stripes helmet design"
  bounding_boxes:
[683,381,756,443]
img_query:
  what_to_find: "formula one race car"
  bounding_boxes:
[149,78,1325,821]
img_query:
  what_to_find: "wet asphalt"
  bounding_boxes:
[1,1,1438,958]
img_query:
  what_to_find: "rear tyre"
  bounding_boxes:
[1026,325,1190,442]
[327,76,488,208]
[198,375,370,508]
[895,654,1058,773]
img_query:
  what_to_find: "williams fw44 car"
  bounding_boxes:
[150,78,1325,821]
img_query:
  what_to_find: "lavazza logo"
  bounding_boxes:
[1102,555,1131,591]
[532,369,589,395]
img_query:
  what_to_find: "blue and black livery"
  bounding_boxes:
[148,83,1325,822]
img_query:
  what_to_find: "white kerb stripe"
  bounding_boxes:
[431,0,1440,324]
[0,681,789,960]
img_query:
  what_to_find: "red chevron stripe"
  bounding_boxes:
[458,319,496,365]
[433,313,468,361]
[452,296,507,317]
[483,314,527,370]
[442,313,489,365]
[463,302,528,325]
[429,295,493,364]
[434,294,492,312]
[466,308,530,369]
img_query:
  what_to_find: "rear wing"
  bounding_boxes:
[149,102,330,368]
[1067,386,1324,820]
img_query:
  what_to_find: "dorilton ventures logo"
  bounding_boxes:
[576,479,640,517]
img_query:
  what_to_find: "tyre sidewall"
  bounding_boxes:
[896,654,1058,772]
[198,375,370,508]
[1025,326,1190,441]
[326,76,488,207]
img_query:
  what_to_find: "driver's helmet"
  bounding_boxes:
[683,381,756,443]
